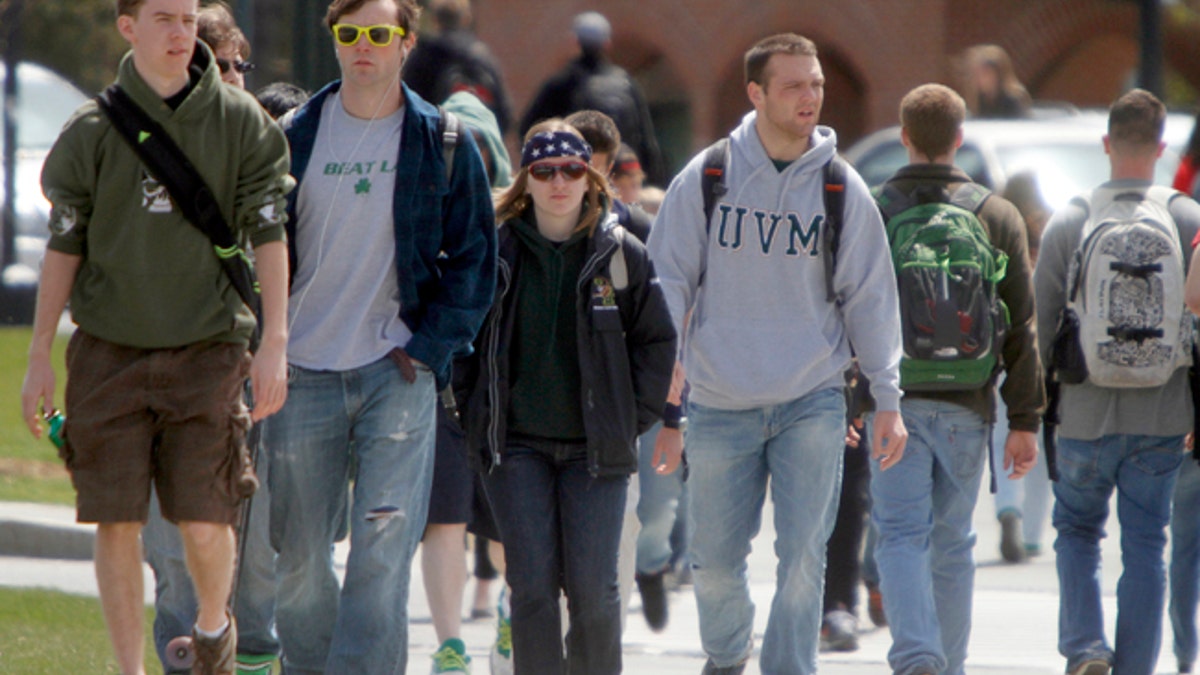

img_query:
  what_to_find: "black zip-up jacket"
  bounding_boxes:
[459,212,677,476]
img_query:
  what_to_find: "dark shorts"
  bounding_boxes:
[428,405,475,525]
[62,331,254,525]
[427,404,500,540]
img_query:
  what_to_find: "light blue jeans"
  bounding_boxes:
[266,357,436,675]
[1172,457,1200,670]
[686,387,845,675]
[636,422,688,576]
[1054,434,1183,675]
[869,398,988,675]
[144,450,278,673]
[990,386,1052,550]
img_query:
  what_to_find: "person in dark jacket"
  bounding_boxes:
[402,0,512,134]
[266,0,497,672]
[460,119,676,674]
[518,11,667,187]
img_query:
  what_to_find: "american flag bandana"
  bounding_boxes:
[520,130,593,167]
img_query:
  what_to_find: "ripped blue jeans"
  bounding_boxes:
[265,357,436,675]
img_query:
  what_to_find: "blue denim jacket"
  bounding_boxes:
[282,81,497,386]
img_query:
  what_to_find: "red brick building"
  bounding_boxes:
[470,0,1199,176]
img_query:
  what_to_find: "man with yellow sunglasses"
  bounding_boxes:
[266,0,497,674]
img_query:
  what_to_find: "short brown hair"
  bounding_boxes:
[198,1,249,58]
[1108,88,1165,152]
[116,0,145,18]
[899,84,966,160]
[745,33,817,88]
[564,110,621,158]
[119,0,199,18]
[324,0,420,34]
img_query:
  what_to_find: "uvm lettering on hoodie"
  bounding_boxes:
[715,204,823,256]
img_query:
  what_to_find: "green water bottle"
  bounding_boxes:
[44,409,65,450]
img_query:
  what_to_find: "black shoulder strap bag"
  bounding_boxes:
[95,84,262,351]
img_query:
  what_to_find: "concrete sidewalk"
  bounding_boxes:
[0,491,1182,674]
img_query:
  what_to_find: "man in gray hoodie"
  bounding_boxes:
[647,33,907,675]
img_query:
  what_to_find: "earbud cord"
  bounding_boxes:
[287,70,403,337]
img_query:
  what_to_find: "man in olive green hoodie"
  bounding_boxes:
[19,1,293,673]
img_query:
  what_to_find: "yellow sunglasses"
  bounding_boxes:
[332,23,406,47]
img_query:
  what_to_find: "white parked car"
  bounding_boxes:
[843,110,1193,213]
[0,61,89,322]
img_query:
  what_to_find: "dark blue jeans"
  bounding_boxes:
[484,442,628,675]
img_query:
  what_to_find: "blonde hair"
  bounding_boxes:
[494,119,614,236]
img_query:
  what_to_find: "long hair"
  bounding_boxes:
[494,119,614,236]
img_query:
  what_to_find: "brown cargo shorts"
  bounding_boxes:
[61,331,256,525]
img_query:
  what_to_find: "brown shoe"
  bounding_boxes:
[192,613,237,675]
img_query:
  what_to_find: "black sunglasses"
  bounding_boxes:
[216,58,256,75]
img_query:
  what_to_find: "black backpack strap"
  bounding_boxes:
[697,137,730,288]
[95,85,261,349]
[438,106,460,183]
[875,183,913,224]
[1043,369,1061,481]
[700,137,730,233]
[822,156,847,303]
[435,106,463,416]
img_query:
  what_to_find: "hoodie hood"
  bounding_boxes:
[443,90,513,189]
[726,111,837,208]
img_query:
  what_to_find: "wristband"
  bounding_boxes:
[663,416,687,433]
[662,402,683,426]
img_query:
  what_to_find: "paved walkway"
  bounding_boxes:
[0,482,1183,674]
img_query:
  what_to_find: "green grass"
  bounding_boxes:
[0,587,161,674]
[0,326,74,505]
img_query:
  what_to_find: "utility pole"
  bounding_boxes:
[1139,0,1164,97]
[1,0,23,271]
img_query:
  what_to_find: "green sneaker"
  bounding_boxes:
[431,637,472,674]
[490,586,512,675]
[235,652,275,675]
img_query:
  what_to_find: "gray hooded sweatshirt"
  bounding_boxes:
[647,112,902,411]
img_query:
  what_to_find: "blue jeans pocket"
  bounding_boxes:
[1129,444,1183,476]
[945,414,988,482]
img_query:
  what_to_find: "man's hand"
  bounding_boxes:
[871,410,908,471]
[21,355,56,438]
[1004,429,1039,479]
[845,418,863,448]
[651,426,684,475]
[248,335,287,422]
[20,250,81,439]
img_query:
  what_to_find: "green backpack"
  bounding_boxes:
[875,182,1010,391]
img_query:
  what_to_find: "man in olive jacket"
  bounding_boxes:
[20,1,294,673]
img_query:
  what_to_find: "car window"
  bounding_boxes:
[954,145,991,188]
[994,143,1110,210]
[852,141,908,188]
[850,140,993,190]
[0,64,89,153]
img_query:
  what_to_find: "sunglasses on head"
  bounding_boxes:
[216,58,255,75]
[332,23,407,47]
[528,162,589,183]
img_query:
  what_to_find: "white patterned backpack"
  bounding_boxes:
[1064,184,1194,387]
